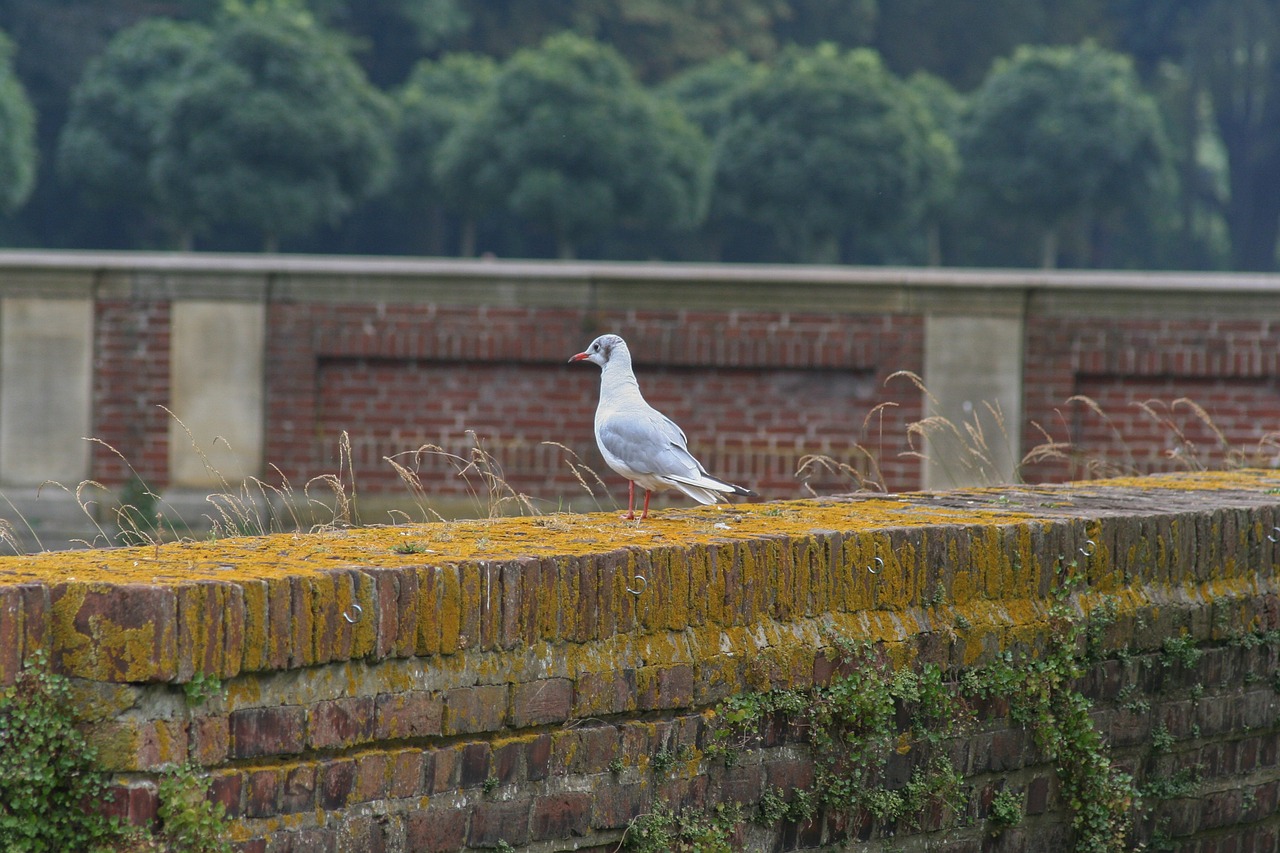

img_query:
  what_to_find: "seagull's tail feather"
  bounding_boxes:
[662,473,757,505]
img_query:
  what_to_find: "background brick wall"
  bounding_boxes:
[92,299,172,485]
[1020,316,1280,483]
[64,259,1280,509]
[261,301,924,508]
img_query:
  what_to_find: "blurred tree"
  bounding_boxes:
[714,45,952,264]
[450,0,784,80]
[772,0,877,50]
[1190,0,1280,270]
[395,53,497,255]
[57,18,210,247]
[874,0,1115,90]
[661,52,767,260]
[151,2,394,250]
[314,0,469,87]
[0,29,35,215]
[903,71,963,265]
[571,0,785,80]
[662,51,765,138]
[436,33,711,258]
[0,0,223,246]
[959,42,1169,268]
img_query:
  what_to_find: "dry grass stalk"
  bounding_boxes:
[385,430,538,521]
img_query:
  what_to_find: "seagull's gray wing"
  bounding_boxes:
[597,409,703,479]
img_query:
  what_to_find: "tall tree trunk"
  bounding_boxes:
[1225,146,1280,270]
[1040,228,1058,269]
[1199,0,1280,270]
[459,218,477,257]
[925,221,942,267]
[423,205,446,256]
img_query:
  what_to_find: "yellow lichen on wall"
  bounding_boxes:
[3,469,1279,690]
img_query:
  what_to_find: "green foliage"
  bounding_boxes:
[1160,634,1203,669]
[988,788,1023,833]
[0,29,36,215]
[969,599,1137,853]
[713,641,969,834]
[0,652,127,852]
[959,41,1170,265]
[436,32,712,258]
[183,671,224,707]
[623,803,741,853]
[150,3,395,248]
[155,763,232,853]
[1138,764,1200,801]
[57,18,211,239]
[396,53,497,205]
[661,52,766,139]
[1149,723,1175,754]
[714,44,956,263]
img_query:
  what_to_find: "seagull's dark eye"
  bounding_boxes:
[591,343,599,351]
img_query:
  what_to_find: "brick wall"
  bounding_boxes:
[3,470,1279,851]
[92,298,172,485]
[64,259,1278,510]
[1020,315,1280,483]
[262,301,923,506]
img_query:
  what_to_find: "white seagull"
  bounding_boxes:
[569,333,755,519]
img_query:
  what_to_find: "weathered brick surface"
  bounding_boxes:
[230,706,307,759]
[5,472,1280,850]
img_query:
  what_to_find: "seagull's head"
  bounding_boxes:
[568,333,626,368]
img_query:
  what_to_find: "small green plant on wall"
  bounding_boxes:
[699,555,1140,853]
[623,803,741,853]
[0,652,232,852]
[707,638,969,836]
[0,651,128,851]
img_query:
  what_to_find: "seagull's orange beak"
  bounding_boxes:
[568,351,590,363]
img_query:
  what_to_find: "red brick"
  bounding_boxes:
[245,768,281,818]
[319,759,356,810]
[469,799,532,848]
[389,749,425,798]
[102,782,159,828]
[375,690,443,739]
[191,714,230,765]
[443,684,507,735]
[0,587,21,686]
[353,753,389,803]
[532,793,591,840]
[309,696,375,749]
[573,669,637,716]
[280,764,317,814]
[406,809,467,852]
[427,746,459,794]
[460,742,491,788]
[592,783,647,829]
[230,706,307,759]
[511,678,573,727]
[51,582,177,682]
[765,758,814,793]
[199,771,238,822]
[526,734,552,781]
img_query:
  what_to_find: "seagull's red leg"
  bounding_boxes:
[625,481,636,520]
[641,489,652,519]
